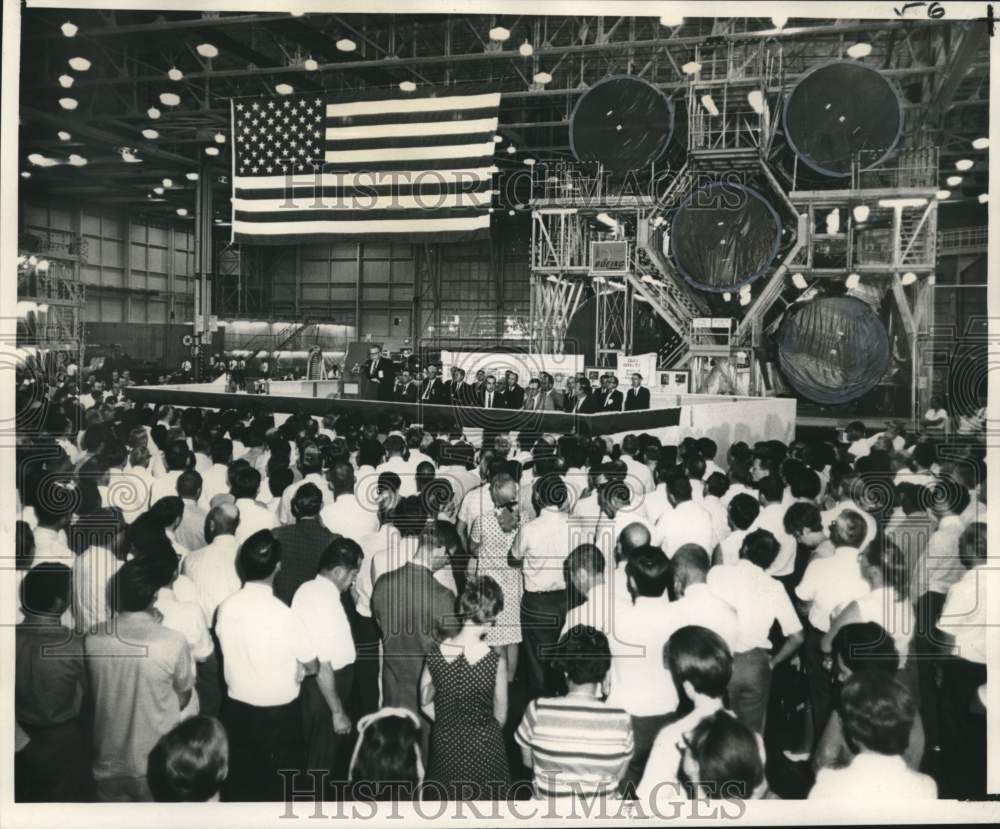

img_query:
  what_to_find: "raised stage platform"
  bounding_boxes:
[124,383,796,460]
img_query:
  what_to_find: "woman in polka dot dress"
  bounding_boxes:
[420,577,510,800]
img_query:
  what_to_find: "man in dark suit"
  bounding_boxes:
[500,370,525,410]
[361,346,395,401]
[541,372,564,412]
[562,377,578,413]
[398,346,420,376]
[418,364,446,405]
[624,373,651,411]
[600,375,624,412]
[481,375,501,410]
[571,379,602,414]
[445,368,478,407]
[394,369,419,403]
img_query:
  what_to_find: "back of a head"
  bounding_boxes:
[237,530,282,582]
[672,544,710,581]
[839,671,915,757]
[666,625,733,701]
[832,622,900,677]
[625,546,671,599]
[837,509,868,548]
[959,521,987,570]
[229,465,261,500]
[207,503,239,539]
[318,537,364,575]
[177,470,202,500]
[330,460,356,493]
[111,557,160,613]
[384,435,405,457]
[455,575,504,628]
[783,500,821,536]
[685,710,764,799]
[150,495,185,529]
[148,716,229,802]
[565,543,605,580]
[534,473,567,510]
[21,562,71,616]
[740,528,781,570]
[349,711,423,790]
[165,439,192,472]
[666,474,693,503]
[685,455,706,482]
[553,625,611,686]
[756,475,783,504]
[291,482,324,520]
[728,493,761,532]
[696,437,717,461]
[704,472,729,499]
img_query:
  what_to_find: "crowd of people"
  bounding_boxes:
[13,370,988,805]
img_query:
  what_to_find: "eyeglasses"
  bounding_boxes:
[498,500,519,511]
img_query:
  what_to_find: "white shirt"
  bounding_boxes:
[854,586,915,666]
[457,481,491,531]
[109,466,153,524]
[622,456,655,497]
[809,752,937,799]
[182,534,241,624]
[669,583,740,654]
[375,456,417,497]
[821,500,877,550]
[198,463,231,511]
[278,471,331,525]
[320,492,379,541]
[149,470,183,507]
[354,524,403,618]
[643,484,672,527]
[156,586,213,661]
[924,515,967,595]
[658,500,716,557]
[701,495,730,550]
[516,507,575,593]
[707,560,802,652]
[72,546,123,632]
[216,582,317,707]
[292,577,356,670]
[718,526,754,566]
[755,502,797,578]
[561,584,613,637]
[796,547,869,632]
[720,483,755,508]
[232,497,279,546]
[32,527,75,567]
[606,596,678,717]
[937,566,986,664]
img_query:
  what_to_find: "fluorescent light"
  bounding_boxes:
[935,190,950,200]
[162,178,173,188]
[275,83,294,95]
[336,38,356,52]
[506,145,516,154]
[214,132,226,143]
[519,41,533,57]
[186,172,199,181]
[972,137,989,150]
[955,159,974,172]
[58,130,71,141]
[533,71,552,84]
[493,135,503,143]
[489,26,511,41]
[168,67,184,81]
[660,12,684,26]
[523,158,536,166]
[196,43,219,59]
[845,273,861,290]
[176,208,189,216]
[68,154,87,166]
[205,147,220,156]
[700,94,719,116]
[682,61,702,75]
[772,15,789,28]
[846,42,872,58]
[508,210,515,216]
[142,128,159,139]
[61,21,78,37]
[747,90,764,113]
[304,58,318,71]
[852,205,870,222]
[900,272,917,285]
[877,197,927,208]
[947,175,962,187]
[68,57,91,71]
[28,153,58,167]
[58,74,74,88]
[978,193,989,204]
[147,107,161,119]
[159,92,181,106]
[153,186,164,194]
[399,80,417,92]
[791,272,808,290]
[58,97,78,110]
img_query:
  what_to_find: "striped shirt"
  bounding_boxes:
[515,696,634,798]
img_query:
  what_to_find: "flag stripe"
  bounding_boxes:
[325,92,500,118]
[233,168,498,190]
[324,132,496,152]
[325,106,499,128]
[234,205,490,223]
[320,156,497,174]
[325,117,498,141]
[233,180,495,200]
[233,215,491,235]
[324,141,497,163]
[232,190,494,212]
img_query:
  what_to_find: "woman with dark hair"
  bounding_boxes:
[515,625,633,799]
[809,672,936,799]
[677,710,767,800]
[147,716,229,802]
[419,576,509,799]
[347,708,425,801]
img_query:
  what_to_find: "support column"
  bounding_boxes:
[193,155,213,378]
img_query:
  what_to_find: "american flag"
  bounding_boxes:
[230,88,501,243]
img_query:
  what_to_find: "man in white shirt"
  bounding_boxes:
[607,547,679,789]
[174,471,208,553]
[229,465,278,546]
[375,435,417,497]
[215,530,318,801]
[701,473,731,549]
[714,493,760,566]
[72,532,124,633]
[657,475,715,557]
[278,444,330,525]
[183,504,242,626]
[511,475,574,698]
[796,509,870,736]
[706,529,804,733]
[620,435,655,498]
[753,475,797,580]
[669,545,739,653]
[291,537,362,776]
[320,461,382,540]
[148,440,192,509]
[197,439,233,511]
[821,476,878,548]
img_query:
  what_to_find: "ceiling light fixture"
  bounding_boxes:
[214,132,226,144]
[489,26,511,41]
[58,74,74,88]
[659,12,684,26]
[167,67,184,81]
[935,190,950,200]
[68,154,87,167]
[399,80,417,92]
[61,21,78,37]
[523,158,535,166]
[533,71,552,84]
[700,95,719,116]
[519,41,533,57]
[846,42,872,58]
[162,178,173,188]
[900,272,917,285]
[186,172,199,181]
[682,61,702,75]
[58,130,71,141]
[304,58,318,71]
[972,137,989,150]
[955,159,974,171]
[205,146,220,156]
[772,15,789,28]
[506,145,516,154]
[21,171,31,179]
[196,43,219,59]
[739,292,752,306]
[153,186,164,194]
[946,175,963,187]
[147,107,161,119]
[176,208,189,216]
[722,291,732,301]
[493,135,503,143]
[852,205,870,222]
[978,193,989,204]
[58,97,78,110]
[68,57,91,71]
[275,83,294,95]
[747,90,764,113]
[845,273,861,290]
[791,273,808,290]
[142,128,159,139]
[159,92,181,106]
[336,38,357,52]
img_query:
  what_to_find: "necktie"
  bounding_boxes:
[487,393,492,407]
[423,381,431,400]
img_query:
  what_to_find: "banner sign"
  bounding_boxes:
[614,352,658,386]
[590,240,630,275]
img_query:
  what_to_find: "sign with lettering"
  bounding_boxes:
[590,240,630,275]
[615,352,658,387]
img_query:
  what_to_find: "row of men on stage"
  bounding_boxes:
[359,346,651,411]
